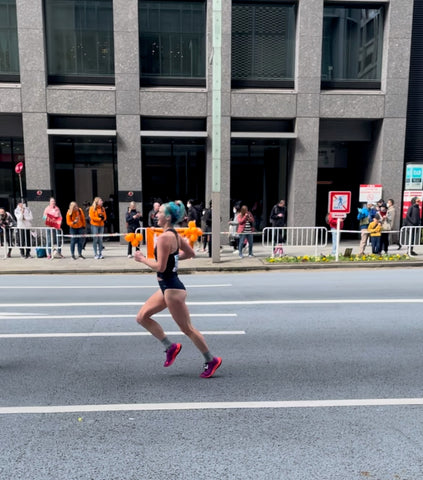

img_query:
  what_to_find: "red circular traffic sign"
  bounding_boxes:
[15,162,24,174]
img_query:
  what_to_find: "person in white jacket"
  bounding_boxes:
[14,202,33,258]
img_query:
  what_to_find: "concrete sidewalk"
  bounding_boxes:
[1,239,422,274]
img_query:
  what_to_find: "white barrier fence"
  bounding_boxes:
[1,225,422,260]
[262,227,328,257]
[1,227,64,259]
[399,226,423,254]
[262,227,421,259]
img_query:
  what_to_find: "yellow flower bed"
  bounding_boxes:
[266,253,410,264]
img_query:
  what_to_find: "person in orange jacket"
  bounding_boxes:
[66,201,86,260]
[89,197,107,259]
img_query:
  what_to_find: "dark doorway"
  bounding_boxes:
[52,136,118,233]
[316,141,371,234]
[230,139,288,230]
[141,137,206,219]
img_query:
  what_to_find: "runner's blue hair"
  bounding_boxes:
[163,201,185,225]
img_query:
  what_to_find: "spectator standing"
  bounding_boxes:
[89,197,107,259]
[379,203,391,254]
[126,201,142,258]
[66,201,86,260]
[186,199,198,226]
[357,203,370,256]
[175,200,188,227]
[148,202,161,228]
[43,197,63,259]
[202,201,213,257]
[368,214,382,254]
[368,203,377,221]
[403,196,421,256]
[0,207,16,258]
[237,205,255,258]
[327,212,344,255]
[270,199,286,227]
[228,203,240,253]
[386,199,399,249]
[270,199,287,244]
[14,202,33,258]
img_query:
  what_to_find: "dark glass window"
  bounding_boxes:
[141,138,206,219]
[322,5,384,89]
[232,2,296,88]
[139,1,206,86]
[52,136,118,230]
[0,138,25,209]
[45,0,114,84]
[0,0,19,81]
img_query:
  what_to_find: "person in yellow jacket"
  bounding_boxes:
[89,197,107,259]
[66,201,86,260]
[367,213,382,254]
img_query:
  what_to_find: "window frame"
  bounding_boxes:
[139,0,207,87]
[0,0,20,82]
[44,0,115,86]
[231,0,297,89]
[321,2,385,90]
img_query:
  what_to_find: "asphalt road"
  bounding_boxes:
[1,270,423,480]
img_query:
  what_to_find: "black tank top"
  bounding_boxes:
[154,228,179,279]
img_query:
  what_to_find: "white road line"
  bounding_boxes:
[1,398,423,415]
[0,314,237,320]
[0,284,232,289]
[0,330,245,339]
[1,299,423,308]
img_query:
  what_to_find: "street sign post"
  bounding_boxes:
[328,191,351,261]
[359,184,382,203]
[328,191,351,215]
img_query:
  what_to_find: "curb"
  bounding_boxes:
[1,259,423,275]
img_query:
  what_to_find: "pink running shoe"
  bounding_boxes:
[200,357,222,378]
[164,343,182,367]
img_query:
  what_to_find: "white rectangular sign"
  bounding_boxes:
[359,184,382,203]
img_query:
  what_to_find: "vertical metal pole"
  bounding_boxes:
[211,0,222,263]
[18,174,24,202]
[335,217,341,262]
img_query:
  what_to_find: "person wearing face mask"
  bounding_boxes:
[186,199,198,226]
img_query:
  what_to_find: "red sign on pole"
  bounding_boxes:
[328,191,351,217]
[15,162,24,174]
[402,191,423,219]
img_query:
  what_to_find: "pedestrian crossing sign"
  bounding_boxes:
[328,191,351,215]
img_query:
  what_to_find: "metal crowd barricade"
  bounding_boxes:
[262,227,328,257]
[1,227,64,259]
[399,226,422,254]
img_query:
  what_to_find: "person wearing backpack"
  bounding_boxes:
[357,202,371,256]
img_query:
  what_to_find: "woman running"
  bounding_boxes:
[134,201,222,378]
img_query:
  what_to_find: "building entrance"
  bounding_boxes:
[52,136,118,233]
[230,140,288,230]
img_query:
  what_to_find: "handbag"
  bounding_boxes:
[381,220,391,231]
[45,213,61,229]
